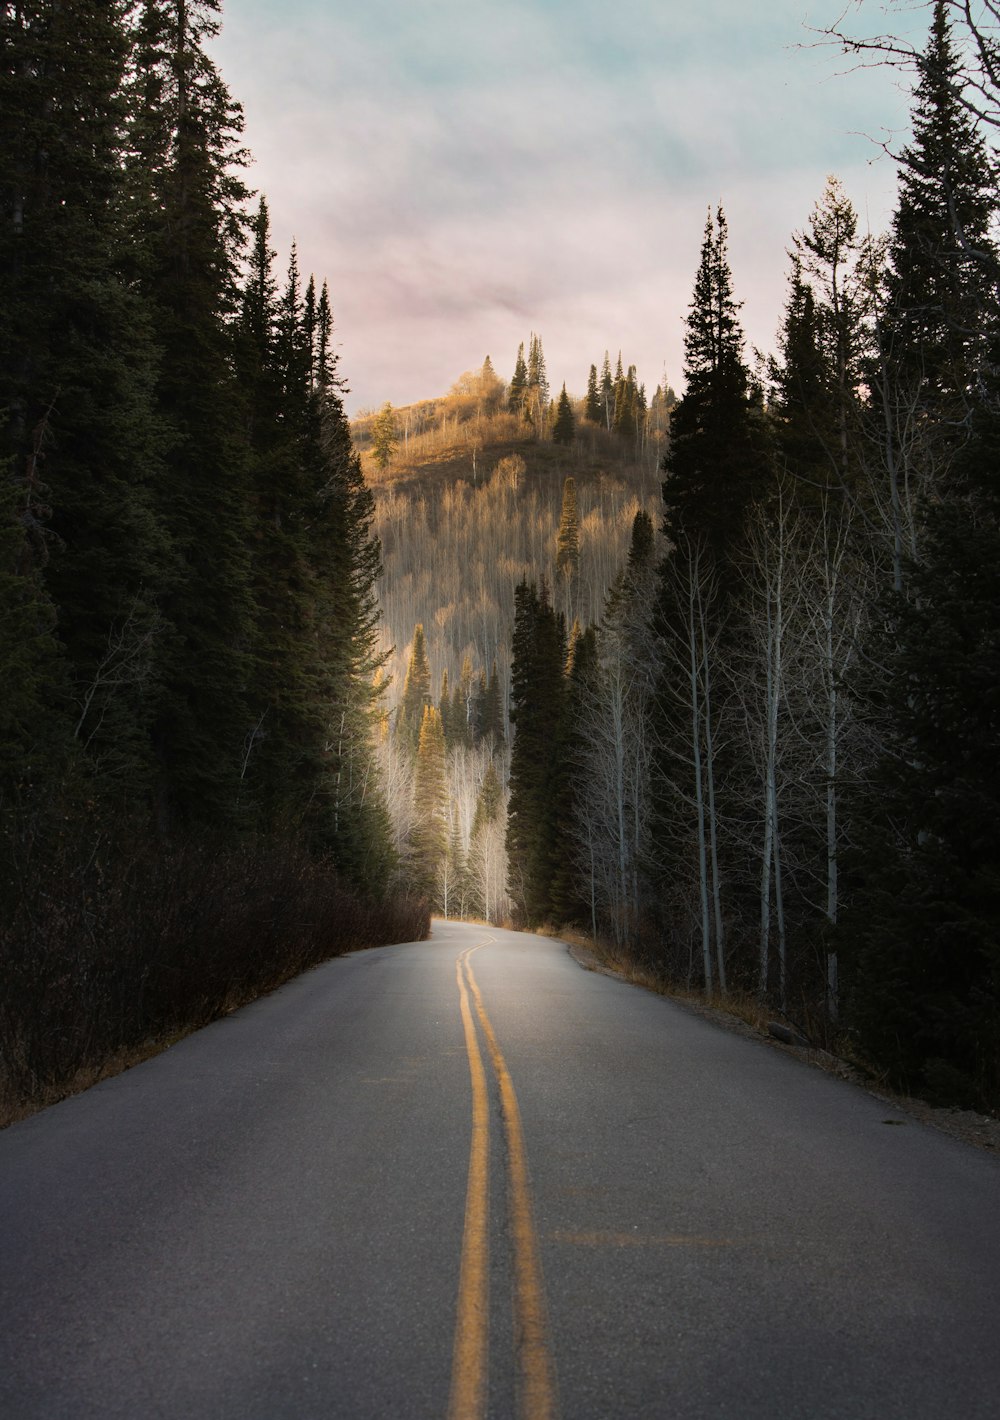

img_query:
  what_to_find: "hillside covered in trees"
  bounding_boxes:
[359,3,1000,1114]
[348,342,670,921]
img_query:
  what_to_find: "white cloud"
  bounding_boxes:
[214,0,912,411]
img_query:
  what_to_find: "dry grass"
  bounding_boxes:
[354,404,662,494]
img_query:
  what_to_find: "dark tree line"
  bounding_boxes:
[506,2,1000,1111]
[1,0,417,1113]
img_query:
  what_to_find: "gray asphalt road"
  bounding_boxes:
[1,922,998,1419]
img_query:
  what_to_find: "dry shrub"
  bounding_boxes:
[0,832,429,1124]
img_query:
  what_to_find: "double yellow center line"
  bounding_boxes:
[449,942,559,1420]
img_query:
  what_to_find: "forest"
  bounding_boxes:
[353,3,1000,1113]
[3,0,999,1117]
[0,0,426,1122]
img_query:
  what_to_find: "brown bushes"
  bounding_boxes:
[0,834,429,1124]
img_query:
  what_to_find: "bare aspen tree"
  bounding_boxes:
[657,536,727,996]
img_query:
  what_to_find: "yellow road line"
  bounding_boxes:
[448,947,491,1420]
[464,952,559,1420]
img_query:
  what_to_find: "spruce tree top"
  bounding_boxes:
[885,0,999,407]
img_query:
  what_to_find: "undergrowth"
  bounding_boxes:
[0,835,429,1127]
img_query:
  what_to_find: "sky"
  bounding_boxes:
[210,0,927,415]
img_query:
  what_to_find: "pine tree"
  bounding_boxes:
[0,0,169,813]
[613,363,641,436]
[409,704,448,901]
[398,623,432,749]
[508,343,528,416]
[525,333,550,430]
[473,660,504,747]
[793,177,873,498]
[770,256,837,492]
[370,402,397,472]
[471,760,504,839]
[236,218,323,830]
[316,281,335,387]
[442,807,468,920]
[527,333,550,404]
[585,364,602,423]
[506,580,568,924]
[882,0,999,419]
[599,352,614,430]
[306,321,393,882]
[123,0,255,832]
[845,390,1000,1107]
[629,508,655,569]
[661,206,768,581]
[438,669,452,747]
[654,208,765,983]
[552,384,576,446]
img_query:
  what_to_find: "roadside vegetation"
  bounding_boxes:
[1,1,427,1125]
[0,831,428,1126]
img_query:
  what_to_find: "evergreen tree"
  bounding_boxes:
[316,281,335,387]
[561,619,601,927]
[398,623,432,749]
[882,1,999,419]
[599,352,614,430]
[506,580,568,924]
[370,402,397,472]
[629,508,655,569]
[552,384,576,445]
[473,659,504,747]
[585,364,602,423]
[508,343,528,416]
[438,669,452,747]
[236,216,325,831]
[527,332,550,404]
[845,390,1000,1107]
[303,274,318,391]
[770,257,837,491]
[661,206,768,581]
[409,704,448,901]
[1,0,169,813]
[613,363,642,437]
[442,806,468,920]
[124,0,255,832]
[471,759,503,840]
[793,177,873,498]
[306,324,393,882]
[525,332,550,430]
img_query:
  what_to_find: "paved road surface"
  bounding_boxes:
[2,922,998,1418]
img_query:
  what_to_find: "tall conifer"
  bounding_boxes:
[661,206,767,581]
[409,704,448,901]
[506,581,568,924]
[553,385,576,446]
[882,1,998,419]
[585,364,602,423]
